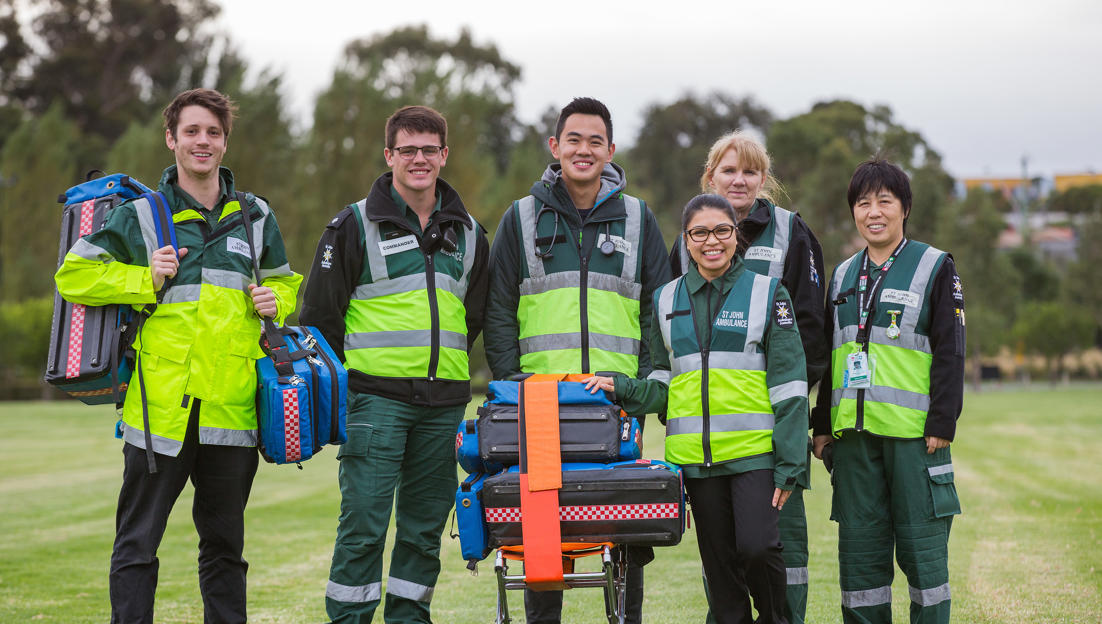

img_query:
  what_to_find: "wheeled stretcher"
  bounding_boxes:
[456,374,684,623]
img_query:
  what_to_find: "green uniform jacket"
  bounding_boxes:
[616,259,807,487]
[55,166,301,455]
[484,163,671,382]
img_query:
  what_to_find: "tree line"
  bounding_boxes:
[1,0,1099,397]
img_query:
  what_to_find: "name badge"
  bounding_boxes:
[744,246,783,263]
[880,288,920,307]
[597,233,632,255]
[378,235,419,256]
[227,237,251,258]
[844,352,873,389]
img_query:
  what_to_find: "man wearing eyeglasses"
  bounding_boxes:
[483,97,671,624]
[300,105,489,624]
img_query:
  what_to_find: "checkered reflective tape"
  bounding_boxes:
[485,503,679,523]
[282,388,302,461]
[65,200,97,378]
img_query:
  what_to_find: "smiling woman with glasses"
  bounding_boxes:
[584,192,809,624]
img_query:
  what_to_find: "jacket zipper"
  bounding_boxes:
[425,253,440,380]
[579,253,590,374]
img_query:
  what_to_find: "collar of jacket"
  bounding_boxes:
[685,255,745,296]
[529,162,628,228]
[157,165,235,214]
[363,172,473,232]
[738,198,774,239]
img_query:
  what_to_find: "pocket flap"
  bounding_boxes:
[337,424,372,459]
[927,463,954,484]
[231,328,265,359]
[140,331,191,364]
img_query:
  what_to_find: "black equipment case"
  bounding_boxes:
[482,460,684,548]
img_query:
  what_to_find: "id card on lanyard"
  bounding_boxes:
[843,239,908,390]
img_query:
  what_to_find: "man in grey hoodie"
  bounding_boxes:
[483,97,671,624]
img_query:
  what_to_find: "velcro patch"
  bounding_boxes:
[745,246,783,263]
[379,234,418,256]
[880,288,920,307]
[774,300,795,328]
[227,237,251,258]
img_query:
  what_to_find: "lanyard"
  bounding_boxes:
[856,238,907,344]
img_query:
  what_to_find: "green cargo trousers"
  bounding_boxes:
[326,392,465,624]
[830,431,961,624]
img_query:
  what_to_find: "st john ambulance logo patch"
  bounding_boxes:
[774,300,795,329]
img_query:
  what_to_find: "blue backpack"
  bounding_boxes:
[46,172,176,405]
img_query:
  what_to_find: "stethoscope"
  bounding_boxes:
[534,204,616,259]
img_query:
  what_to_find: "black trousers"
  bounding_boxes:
[109,401,259,624]
[685,469,787,624]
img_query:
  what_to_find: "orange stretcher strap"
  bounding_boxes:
[519,474,565,589]
[522,376,562,491]
[518,375,566,589]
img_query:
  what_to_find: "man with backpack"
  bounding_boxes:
[55,88,301,624]
[299,105,489,624]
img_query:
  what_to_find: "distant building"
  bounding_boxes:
[1053,172,1102,193]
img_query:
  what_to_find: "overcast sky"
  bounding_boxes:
[217,0,1101,180]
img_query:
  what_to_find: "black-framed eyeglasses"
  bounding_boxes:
[685,224,736,242]
[391,145,444,159]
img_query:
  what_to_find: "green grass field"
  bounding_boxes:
[2,385,1100,623]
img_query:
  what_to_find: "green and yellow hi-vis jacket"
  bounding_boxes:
[55,166,301,455]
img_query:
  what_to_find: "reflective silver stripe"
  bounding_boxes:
[678,234,690,275]
[162,284,202,303]
[357,200,390,282]
[203,267,251,292]
[346,330,467,351]
[519,332,640,357]
[199,427,257,446]
[656,279,680,361]
[666,412,775,435]
[646,369,672,384]
[249,197,270,252]
[841,585,892,608]
[831,252,860,332]
[927,463,954,477]
[519,271,579,296]
[519,271,640,300]
[119,421,183,456]
[768,206,793,279]
[831,386,931,412]
[386,576,434,603]
[899,246,944,337]
[457,217,479,296]
[620,195,642,280]
[132,197,161,265]
[909,582,950,607]
[769,380,808,404]
[786,566,809,585]
[589,271,642,300]
[517,196,544,279]
[354,273,427,299]
[68,238,112,261]
[327,580,382,603]
[672,351,766,377]
[258,262,293,281]
[833,325,932,354]
[745,273,772,350]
